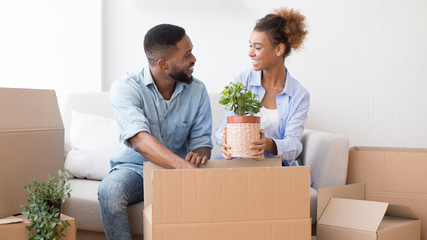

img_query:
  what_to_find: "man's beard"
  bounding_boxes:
[168,66,193,84]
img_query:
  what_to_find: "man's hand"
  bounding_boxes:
[221,127,233,160]
[249,129,267,161]
[185,151,208,166]
[130,131,197,169]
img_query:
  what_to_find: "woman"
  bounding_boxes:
[214,8,310,167]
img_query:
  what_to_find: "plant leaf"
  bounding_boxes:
[219,81,262,116]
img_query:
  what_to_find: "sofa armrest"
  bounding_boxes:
[300,129,349,190]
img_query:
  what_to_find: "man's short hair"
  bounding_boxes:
[143,24,186,65]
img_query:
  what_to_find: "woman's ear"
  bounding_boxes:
[276,43,286,57]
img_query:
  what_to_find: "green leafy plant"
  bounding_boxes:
[21,170,72,240]
[219,82,262,116]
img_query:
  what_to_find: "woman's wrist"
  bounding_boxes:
[265,137,278,155]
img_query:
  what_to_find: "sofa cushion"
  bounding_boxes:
[62,179,144,235]
[64,111,120,180]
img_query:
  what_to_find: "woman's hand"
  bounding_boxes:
[221,127,233,160]
[250,129,267,161]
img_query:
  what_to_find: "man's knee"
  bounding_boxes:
[97,179,109,202]
[98,178,128,214]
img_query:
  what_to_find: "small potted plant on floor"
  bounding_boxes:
[219,82,263,158]
[21,170,72,240]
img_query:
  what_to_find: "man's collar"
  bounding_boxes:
[143,67,186,100]
[142,68,155,86]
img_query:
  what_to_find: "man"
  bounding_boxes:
[98,24,212,240]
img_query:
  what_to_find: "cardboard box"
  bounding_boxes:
[0,88,64,218]
[347,147,427,240]
[317,183,420,240]
[143,158,283,208]
[143,159,312,240]
[0,214,76,240]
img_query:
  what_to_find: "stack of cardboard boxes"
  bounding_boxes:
[0,88,76,239]
[347,147,427,240]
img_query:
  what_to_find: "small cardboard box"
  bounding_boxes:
[143,159,312,240]
[347,147,427,240]
[317,183,420,240]
[0,214,76,240]
[0,88,64,218]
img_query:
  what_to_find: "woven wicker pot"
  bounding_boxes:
[226,116,261,158]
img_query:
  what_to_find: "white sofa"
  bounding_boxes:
[60,91,349,239]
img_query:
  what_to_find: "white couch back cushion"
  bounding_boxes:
[62,91,222,179]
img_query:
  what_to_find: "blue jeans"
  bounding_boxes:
[98,168,144,240]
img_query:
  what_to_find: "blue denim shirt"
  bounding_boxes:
[110,68,213,177]
[214,68,310,166]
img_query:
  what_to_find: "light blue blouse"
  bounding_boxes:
[214,68,310,166]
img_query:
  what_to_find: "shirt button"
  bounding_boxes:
[161,135,164,138]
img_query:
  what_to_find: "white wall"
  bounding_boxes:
[105,0,426,148]
[0,0,101,105]
[102,0,259,94]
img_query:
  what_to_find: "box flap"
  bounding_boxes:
[143,158,282,208]
[0,216,24,225]
[144,204,153,223]
[143,204,153,240]
[0,88,63,132]
[317,183,365,222]
[378,216,420,232]
[318,198,388,232]
[385,204,419,220]
[199,158,282,169]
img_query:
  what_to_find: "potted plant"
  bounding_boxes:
[219,82,263,158]
[21,170,72,240]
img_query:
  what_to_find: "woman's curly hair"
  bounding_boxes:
[254,8,308,58]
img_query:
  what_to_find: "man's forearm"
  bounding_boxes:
[129,131,195,169]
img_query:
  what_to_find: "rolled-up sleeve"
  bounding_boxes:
[110,78,151,147]
[188,86,213,151]
[274,92,310,161]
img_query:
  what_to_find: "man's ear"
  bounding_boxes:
[276,43,285,57]
[157,59,168,70]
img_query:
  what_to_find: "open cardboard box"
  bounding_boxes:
[143,158,312,240]
[347,146,427,239]
[316,183,420,240]
[0,88,64,218]
[0,214,76,240]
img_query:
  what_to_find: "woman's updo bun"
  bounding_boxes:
[254,8,308,58]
